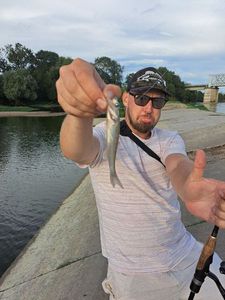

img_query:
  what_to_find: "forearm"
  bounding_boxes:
[60,114,99,164]
[166,155,193,202]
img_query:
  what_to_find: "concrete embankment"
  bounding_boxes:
[0,108,225,300]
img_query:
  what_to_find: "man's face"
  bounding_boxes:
[122,89,165,138]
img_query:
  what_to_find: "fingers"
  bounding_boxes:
[210,191,225,228]
[72,58,105,101]
[103,84,122,99]
[190,149,206,181]
[56,58,122,118]
[96,98,108,112]
[57,58,104,118]
[57,79,97,115]
[58,94,97,118]
[96,84,122,112]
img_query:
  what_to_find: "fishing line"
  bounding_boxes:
[133,69,168,98]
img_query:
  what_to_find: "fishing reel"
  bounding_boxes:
[188,226,225,299]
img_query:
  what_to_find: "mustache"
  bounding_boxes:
[140,112,152,117]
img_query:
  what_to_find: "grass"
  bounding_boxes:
[166,99,209,111]
[0,105,38,112]
[0,101,208,113]
[167,99,181,103]
[0,103,63,112]
[186,102,209,111]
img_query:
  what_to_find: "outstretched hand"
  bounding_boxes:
[183,149,225,228]
[56,58,121,118]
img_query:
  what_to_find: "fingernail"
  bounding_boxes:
[106,91,114,100]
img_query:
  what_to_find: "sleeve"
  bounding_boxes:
[76,121,107,169]
[160,132,187,165]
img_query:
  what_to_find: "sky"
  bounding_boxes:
[1,0,225,88]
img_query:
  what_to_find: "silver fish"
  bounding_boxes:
[106,97,123,188]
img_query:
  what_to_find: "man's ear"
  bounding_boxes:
[122,92,129,107]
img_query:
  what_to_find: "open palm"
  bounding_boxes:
[182,150,225,228]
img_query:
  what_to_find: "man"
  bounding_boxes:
[56,58,225,299]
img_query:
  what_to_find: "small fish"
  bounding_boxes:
[106,97,123,188]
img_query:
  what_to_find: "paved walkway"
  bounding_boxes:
[0,108,225,300]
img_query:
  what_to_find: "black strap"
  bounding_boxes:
[120,119,165,168]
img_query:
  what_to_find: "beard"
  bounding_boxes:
[126,108,155,134]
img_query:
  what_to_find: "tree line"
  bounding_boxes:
[0,43,224,106]
[0,43,72,106]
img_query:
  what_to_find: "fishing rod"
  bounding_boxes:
[188,225,225,299]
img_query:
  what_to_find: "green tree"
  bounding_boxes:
[183,90,196,103]
[157,67,202,103]
[5,43,35,70]
[124,73,134,90]
[32,50,59,101]
[167,82,176,99]
[0,50,10,73]
[44,67,60,101]
[56,56,73,68]
[94,56,123,85]
[157,67,178,99]
[34,50,59,69]
[45,56,73,101]
[196,91,204,102]
[0,43,74,104]
[0,75,6,102]
[3,69,38,105]
[172,74,186,101]
[218,93,225,102]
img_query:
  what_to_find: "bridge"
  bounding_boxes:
[185,73,225,103]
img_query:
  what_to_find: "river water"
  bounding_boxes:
[0,103,224,278]
[0,116,88,277]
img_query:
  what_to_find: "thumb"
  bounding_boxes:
[96,84,122,112]
[190,149,206,181]
[103,84,122,100]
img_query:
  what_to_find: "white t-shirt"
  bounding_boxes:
[86,121,196,273]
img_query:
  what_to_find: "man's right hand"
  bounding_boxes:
[56,58,121,118]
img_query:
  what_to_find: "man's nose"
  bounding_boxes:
[144,99,153,112]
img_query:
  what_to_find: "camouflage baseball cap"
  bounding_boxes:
[127,67,169,96]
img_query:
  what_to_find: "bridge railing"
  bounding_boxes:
[209,74,225,87]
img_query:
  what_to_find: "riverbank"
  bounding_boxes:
[0,108,225,300]
[0,111,66,117]
[0,101,197,118]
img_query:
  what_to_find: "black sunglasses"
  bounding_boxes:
[129,93,167,109]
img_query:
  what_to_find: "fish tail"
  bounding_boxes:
[110,172,124,189]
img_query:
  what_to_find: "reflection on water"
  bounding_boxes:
[0,117,88,276]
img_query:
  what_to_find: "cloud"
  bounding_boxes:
[0,0,225,86]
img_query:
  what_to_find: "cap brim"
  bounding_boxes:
[130,86,170,96]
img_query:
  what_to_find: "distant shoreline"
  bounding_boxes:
[0,111,66,118]
[0,102,188,118]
